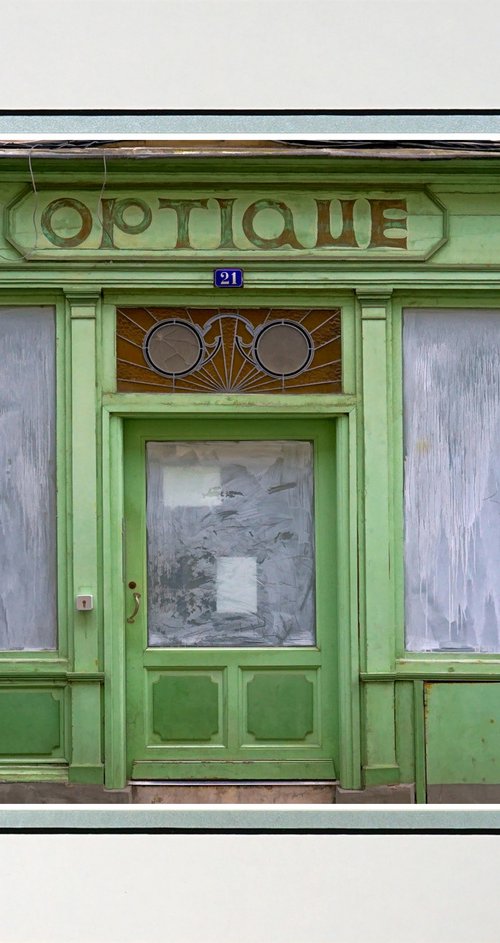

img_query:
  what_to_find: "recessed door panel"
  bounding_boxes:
[149,670,226,745]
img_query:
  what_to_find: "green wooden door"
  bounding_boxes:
[124,417,339,781]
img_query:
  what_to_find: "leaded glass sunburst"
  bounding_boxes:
[116,306,342,393]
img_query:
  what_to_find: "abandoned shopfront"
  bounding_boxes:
[3,140,500,802]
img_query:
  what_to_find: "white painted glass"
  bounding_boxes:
[146,440,315,647]
[0,308,57,650]
[404,308,500,652]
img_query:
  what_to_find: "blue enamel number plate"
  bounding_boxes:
[213,268,244,288]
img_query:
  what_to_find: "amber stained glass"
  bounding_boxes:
[116,307,342,394]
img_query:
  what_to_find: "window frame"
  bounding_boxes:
[0,295,69,663]
[393,292,500,673]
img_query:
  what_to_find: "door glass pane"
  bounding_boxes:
[404,308,500,652]
[0,307,57,650]
[146,440,316,647]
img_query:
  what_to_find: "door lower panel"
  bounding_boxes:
[131,760,336,780]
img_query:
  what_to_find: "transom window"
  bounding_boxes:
[116,306,341,394]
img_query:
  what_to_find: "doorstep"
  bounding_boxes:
[0,781,417,804]
[130,781,337,804]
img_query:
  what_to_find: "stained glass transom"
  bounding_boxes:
[117,307,341,393]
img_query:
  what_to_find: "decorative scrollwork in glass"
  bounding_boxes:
[117,307,341,393]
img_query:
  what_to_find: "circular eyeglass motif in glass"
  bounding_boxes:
[253,321,313,378]
[143,320,204,377]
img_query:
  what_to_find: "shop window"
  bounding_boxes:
[116,307,341,394]
[0,307,57,650]
[404,308,500,652]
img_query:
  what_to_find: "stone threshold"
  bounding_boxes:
[0,781,416,804]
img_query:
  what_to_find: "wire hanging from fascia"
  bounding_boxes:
[28,145,38,251]
[96,151,107,231]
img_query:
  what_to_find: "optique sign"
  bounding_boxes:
[6,187,447,261]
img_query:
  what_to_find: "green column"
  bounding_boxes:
[66,291,104,784]
[358,290,399,786]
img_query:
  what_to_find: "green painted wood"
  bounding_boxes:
[152,673,221,743]
[358,293,400,784]
[362,667,500,679]
[363,682,399,785]
[102,412,127,789]
[68,766,104,784]
[425,682,500,786]
[68,295,99,666]
[7,185,446,262]
[363,765,401,787]
[413,681,427,803]
[360,298,395,672]
[131,760,336,780]
[0,672,103,681]
[66,292,103,783]
[336,411,362,789]
[0,766,69,782]
[4,269,500,292]
[103,394,358,414]
[395,681,415,784]
[70,683,103,779]
[246,672,315,741]
[100,302,117,393]
[0,690,62,755]
[123,417,339,781]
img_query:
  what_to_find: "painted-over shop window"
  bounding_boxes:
[404,308,500,653]
[0,307,57,650]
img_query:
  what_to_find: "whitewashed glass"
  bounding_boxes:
[404,308,500,652]
[0,308,57,650]
[146,440,315,647]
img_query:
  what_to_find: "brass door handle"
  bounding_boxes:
[127,591,142,624]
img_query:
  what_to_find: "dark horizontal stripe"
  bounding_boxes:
[1,827,499,835]
[0,109,499,117]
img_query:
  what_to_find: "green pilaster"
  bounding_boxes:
[336,410,362,789]
[102,411,127,788]
[66,291,104,784]
[358,290,399,785]
[363,682,398,785]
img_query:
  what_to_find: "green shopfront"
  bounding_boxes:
[2,141,500,802]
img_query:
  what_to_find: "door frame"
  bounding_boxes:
[102,400,360,789]
[124,416,339,781]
